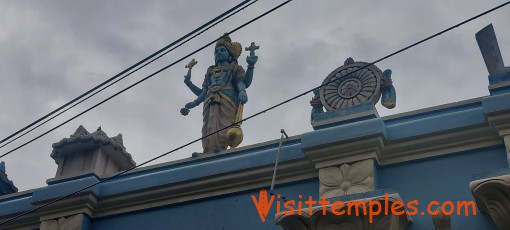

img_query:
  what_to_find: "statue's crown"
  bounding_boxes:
[216,34,242,60]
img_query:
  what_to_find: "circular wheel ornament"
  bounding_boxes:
[320,62,383,111]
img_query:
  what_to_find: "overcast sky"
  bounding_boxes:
[0,0,509,191]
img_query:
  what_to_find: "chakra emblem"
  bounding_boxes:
[320,61,382,111]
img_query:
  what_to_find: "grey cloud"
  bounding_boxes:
[0,0,508,191]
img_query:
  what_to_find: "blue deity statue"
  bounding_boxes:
[0,161,5,173]
[182,34,258,154]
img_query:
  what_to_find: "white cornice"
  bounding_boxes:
[303,135,385,169]
[380,124,501,165]
[303,124,500,168]
[486,110,510,134]
[34,192,97,221]
[0,213,40,230]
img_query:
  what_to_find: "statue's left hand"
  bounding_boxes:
[239,90,248,104]
[246,55,258,67]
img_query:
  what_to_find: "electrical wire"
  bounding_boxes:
[0,0,259,151]
[0,0,283,159]
[1,0,509,226]
[0,0,254,147]
[0,0,295,224]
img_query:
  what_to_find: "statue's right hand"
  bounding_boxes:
[246,55,258,67]
[184,70,192,84]
[185,101,197,109]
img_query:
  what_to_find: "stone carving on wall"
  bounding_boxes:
[40,214,83,230]
[470,174,510,230]
[315,212,364,230]
[431,208,451,230]
[319,159,374,198]
[310,58,396,121]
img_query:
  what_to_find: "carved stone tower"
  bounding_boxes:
[50,125,136,180]
[0,161,17,196]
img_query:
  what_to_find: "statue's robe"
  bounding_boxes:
[201,62,245,153]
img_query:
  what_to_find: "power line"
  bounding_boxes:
[0,0,259,150]
[1,0,508,226]
[0,0,295,225]
[0,0,277,159]
[0,0,254,147]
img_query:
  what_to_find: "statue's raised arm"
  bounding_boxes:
[180,34,260,154]
[244,42,259,88]
[183,58,202,96]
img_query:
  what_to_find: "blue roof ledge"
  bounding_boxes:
[1,92,509,222]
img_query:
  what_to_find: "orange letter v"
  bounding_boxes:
[251,190,275,222]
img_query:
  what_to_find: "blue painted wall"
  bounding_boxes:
[377,145,506,229]
[91,146,506,230]
[91,179,319,230]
